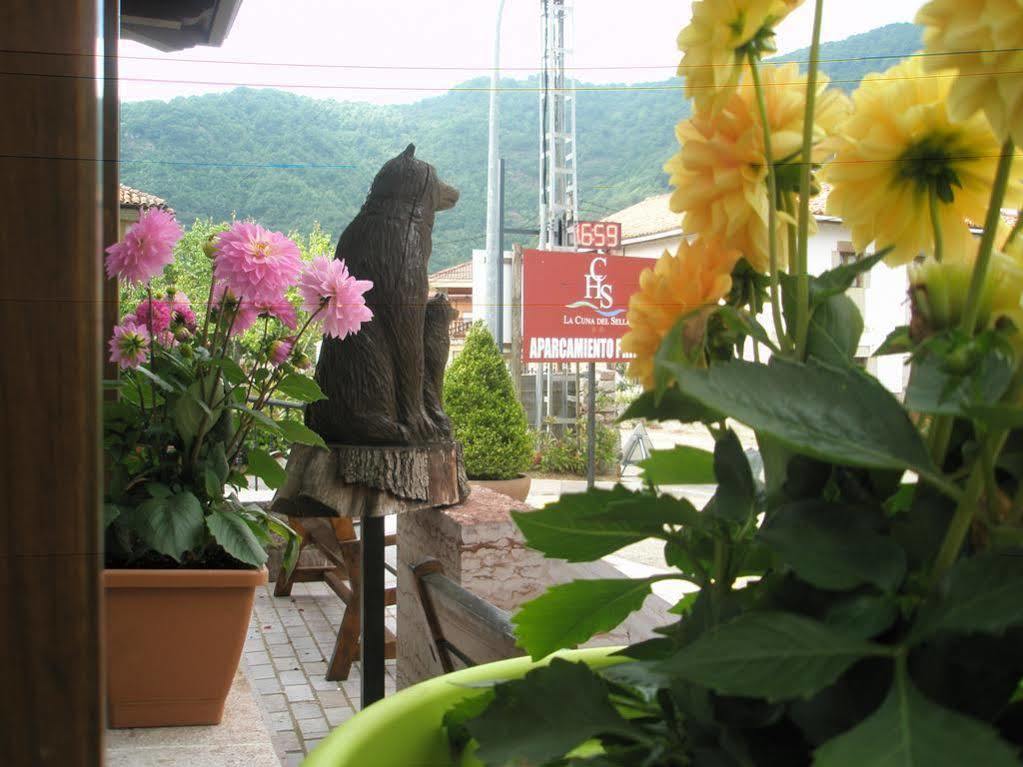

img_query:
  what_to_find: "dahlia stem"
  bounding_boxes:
[747,53,788,353]
[929,186,945,263]
[794,0,824,361]
[960,138,1015,336]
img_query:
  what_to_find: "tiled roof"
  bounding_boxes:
[119,184,171,211]
[602,193,680,240]
[429,260,472,286]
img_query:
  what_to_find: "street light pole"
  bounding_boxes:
[484,0,507,341]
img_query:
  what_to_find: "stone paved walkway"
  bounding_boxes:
[242,581,397,766]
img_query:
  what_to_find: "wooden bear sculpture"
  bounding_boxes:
[306,145,460,446]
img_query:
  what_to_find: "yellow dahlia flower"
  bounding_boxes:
[916,0,1023,148]
[678,0,804,114]
[665,63,850,273]
[824,58,1021,267]
[622,238,741,389]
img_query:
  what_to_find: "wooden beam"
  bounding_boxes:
[0,2,104,765]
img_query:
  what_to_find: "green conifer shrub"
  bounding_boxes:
[443,322,532,480]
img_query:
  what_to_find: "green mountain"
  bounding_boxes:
[120,22,922,271]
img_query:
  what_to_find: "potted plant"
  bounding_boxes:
[103,213,373,727]
[444,322,533,501]
[307,0,1023,763]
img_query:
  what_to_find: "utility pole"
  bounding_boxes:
[485,0,507,342]
[538,0,594,486]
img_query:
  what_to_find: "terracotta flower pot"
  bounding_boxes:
[104,567,267,728]
[469,474,532,502]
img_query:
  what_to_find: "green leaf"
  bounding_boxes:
[275,373,326,403]
[443,690,495,754]
[216,357,248,386]
[966,403,1023,429]
[135,491,206,561]
[246,448,287,489]
[759,502,907,592]
[659,612,888,701]
[467,659,639,767]
[824,594,900,640]
[206,509,267,567]
[620,386,721,424]
[808,250,887,303]
[204,465,223,499]
[806,293,864,367]
[663,357,937,481]
[814,667,1020,767]
[912,552,1023,642]
[639,445,715,485]
[135,365,175,392]
[716,306,779,352]
[875,326,913,357]
[103,503,122,527]
[905,341,1015,416]
[278,420,328,449]
[511,487,700,562]
[231,404,282,434]
[712,429,756,524]
[174,382,221,448]
[513,578,658,660]
[210,442,230,484]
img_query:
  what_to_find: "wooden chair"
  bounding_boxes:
[275,517,397,681]
[411,559,521,673]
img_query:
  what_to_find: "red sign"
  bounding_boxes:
[522,249,650,363]
[576,220,622,250]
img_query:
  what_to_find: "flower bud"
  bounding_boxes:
[202,235,217,260]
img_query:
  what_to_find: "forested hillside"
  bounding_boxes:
[121,23,922,271]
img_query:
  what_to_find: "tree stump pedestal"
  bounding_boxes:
[272,442,468,707]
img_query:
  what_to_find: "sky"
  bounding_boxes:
[119,0,924,104]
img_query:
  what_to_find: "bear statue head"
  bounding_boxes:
[368,144,459,227]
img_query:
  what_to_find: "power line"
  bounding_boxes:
[0,153,355,169]
[0,65,1014,94]
[4,151,1022,171]
[1,44,1020,73]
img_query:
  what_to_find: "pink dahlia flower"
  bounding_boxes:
[252,296,298,329]
[213,222,302,305]
[155,329,177,348]
[166,289,197,330]
[109,319,151,370]
[270,337,296,366]
[131,297,172,335]
[298,257,373,340]
[105,208,182,284]
[212,283,258,335]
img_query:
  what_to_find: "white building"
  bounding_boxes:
[604,189,911,395]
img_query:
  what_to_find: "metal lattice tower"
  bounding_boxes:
[538,0,578,250]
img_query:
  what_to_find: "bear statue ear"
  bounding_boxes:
[402,143,416,159]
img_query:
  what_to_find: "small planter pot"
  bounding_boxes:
[469,474,532,502]
[104,567,267,728]
[304,647,621,767]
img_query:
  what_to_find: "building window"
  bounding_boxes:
[835,241,868,288]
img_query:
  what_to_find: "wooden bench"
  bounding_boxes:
[275,517,397,681]
[411,559,521,673]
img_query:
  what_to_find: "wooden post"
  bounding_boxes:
[1,2,105,765]
[102,0,121,383]
[510,244,523,401]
